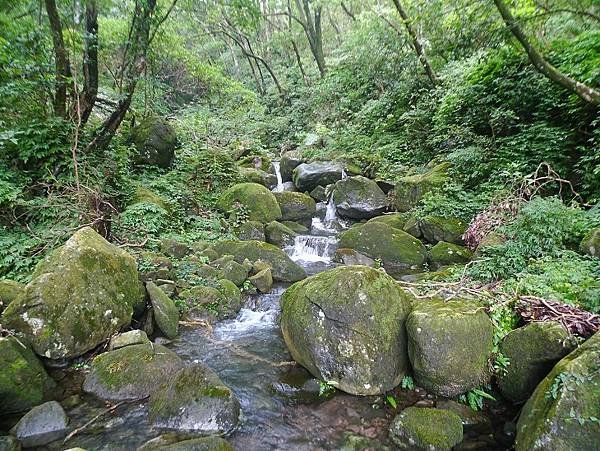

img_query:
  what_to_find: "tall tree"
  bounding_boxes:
[294,0,326,76]
[493,0,600,105]
[45,0,72,117]
[80,0,98,124]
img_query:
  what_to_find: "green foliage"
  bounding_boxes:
[459,388,496,411]
[386,394,398,409]
[401,375,415,391]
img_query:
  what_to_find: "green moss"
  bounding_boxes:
[580,227,600,257]
[367,213,410,230]
[429,242,472,268]
[131,186,171,212]
[274,191,316,223]
[390,407,463,450]
[147,281,180,339]
[217,183,282,223]
[419,215,467,244]
[393,162,450,212]
[0,279,24,312]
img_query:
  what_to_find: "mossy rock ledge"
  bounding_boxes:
[280,266,412,395]
[515,331,600,451]
[274,191,316,226]
[406,298,493,397]
[419,215,467,245]
[389,407,463,451]
[332,175,388,220]
[393,162,449,212]
[149,364,240,435]
[1,227,145,359]
[217,183,282,223]
[131,116,177,168]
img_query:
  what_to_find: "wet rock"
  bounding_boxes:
[310,185,328,202]
[131,116,177,168]
[281,221,310,234]
[419,215,467,245]
[211,256,249,286]
[515,331,600,451]
[249,268,273,293]
[1,227,145,359]
[393,162,450,212]
[580,227,600,257]
[429,242,472,269]
[217,183,282,223]
[292,162,344,192]
[216,279,243,318]
[0,337,56,415]
[367,213,409,231]
[338,222,427,271]
[407,298,493,397]
[109,330,151,351]
[281,266,412,395]
[147,282,180,339]
[179,280,241,322]
[265,221,298,247]
[238,167,277,189]
[333,248,375,267]
[436,400,492,433]
[209,240,306,282]
[389,407,463,451]
[160,238,191,259]
[274,191,316,226]
[0,436,20,451]
[280,151,304,182]
[83,343,184,401]
[138,434,234,451]
[498,322,576,404]
[149,364,240,435]
[10,401,68,448]
[236,221,265,241]
[340,432,390,451]
[332,176,388,220]
[271,366,327,404]
[0,280,24,314]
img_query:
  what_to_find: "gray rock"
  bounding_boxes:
[280,151,304,182]
[160,238,191,259]
[332,176,388,219]
[292,162,344,192]
[147,282,180,339]
[248,268,273,293]
[132,116,177,168]
[236,221,265,241]
[333,248,376,267]
[389,407,463,451]
[265,221,298,247]
[0,436,20,451]
[109,330,150,350]
[138,434,233,451]
[11,401,68,448]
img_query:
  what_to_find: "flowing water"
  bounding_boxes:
[272,161,285,192]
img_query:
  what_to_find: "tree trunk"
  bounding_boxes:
[295,0,326,76]
[291,39,308,85]
[45,0,72,117]
[493,0,600,105]
[391,0,438,85]
[80,0,98,124]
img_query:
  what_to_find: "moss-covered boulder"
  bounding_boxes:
[0,280,24,314]
[1,227,145,359]
[393,162,450,212]
[211,255,250,286]
[580,228,600,257]
[131,116,177,168]
[281,266,412,395]
[237,153,272,171]
[217,183,282,223]
[407,298,493,396]
[160,238,191,259]
[248,268,272,293]
[138,435,234,451]
[515,331,600,451]
[281,221,310,234]
[83,343,184,401]
[209,240,306,282]
[292,162,344,192]
[147,282,180,339]
[274,191,316,226]
[236,221,265,241]
[367,213,409,231]
[216,279,242,318]
[138,252,174,283]
[498,322,576,404]
[131,186,171,212]
[149,364,240,434]
[0,337,56,415]
[310,185,328,202]
[389,407,463,451]
[419,215,467,245]
[109,330,150,350]
[429,242,472,269]
[265,221,298,247]
[179,280,242,322]
[280,151,304,182]
[333,248,375,267]
[338,222,427,271]
[332,176,388,220]
[239,167,277,189]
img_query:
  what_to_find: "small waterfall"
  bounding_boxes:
[324,194,337,222]
[287,235,337,263]
[272,161,284,192]
[341,167,348,180]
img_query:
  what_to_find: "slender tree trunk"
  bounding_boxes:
[80,0,98,124]
[340,2,356,21]
[45,0,72,117]
[391,0,438,85]
[295,0,326,76]
[291,39,308,85]
[493,0,600,105]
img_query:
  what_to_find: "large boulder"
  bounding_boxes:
[210,255,250,286]
[217,183,282,223]
[238,167,277,189]
[109,330,150,350]
[131,116,177,168]
[149,364,240,434]
[292,162,344,192]
[0,337,55,415]
[580,228,599,257]
[83,343,184,401]
[0,280,24,314]
[235,220,265,241]
[280,266,412,395]
[393,163,450,212]
[515,332,600,451]
[419,215,467,245]
[338,222,427,272]
[179,280,242,322]
[10,401,68,448]
[265,221,297,247]
[147,282,180,339]
[274,191,316,226]
[389,407,463,451]
[406,298,494,397]
[209,240,306,282]
[428,242,472,269]
[367,213,409,231]
[332,176,388,220]
[280,151,304,182]
[1,227,145,359]
[498,322,576,404]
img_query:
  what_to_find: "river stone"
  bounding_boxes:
[83,343,184,401]
[281,266,412,395]
[10,401,68,448]
[1,227,145,359]
[249,268,273,293]
[217,183,282,223]
[109,330,151,351]
[132,116,177,168]
[211,256,249,286]
[280,151,304,182]
[419,215,467,245]
[429,242,472,269]
[274,191,316,226]
[0,436,20,451]
[138,252,175,283]
[179,281,241,322]
[160,238,191,259]
[515,331,600,451]
[209,240,306,282]
[0,280,24,314]
[147,282,180,339]
[367,213,409,231]
[580,227,599,257]
[332,176,388,220]
[139,435,233,451]
[333,248,376,267]
[236,221,265,241]
[281,221,310,234]
[216,279,243,319]
[238,167,277,189]
[389,407,463,451]
[498,322,576,404]
[407,298,493,397]
[338,222,427,271]
[292,162,344,192]
[435,400,492,432]
[149,364,240,435]
[393,162,450,212]
[0,337,56,415]
[265,221,297,247]
[310,185,328,202]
